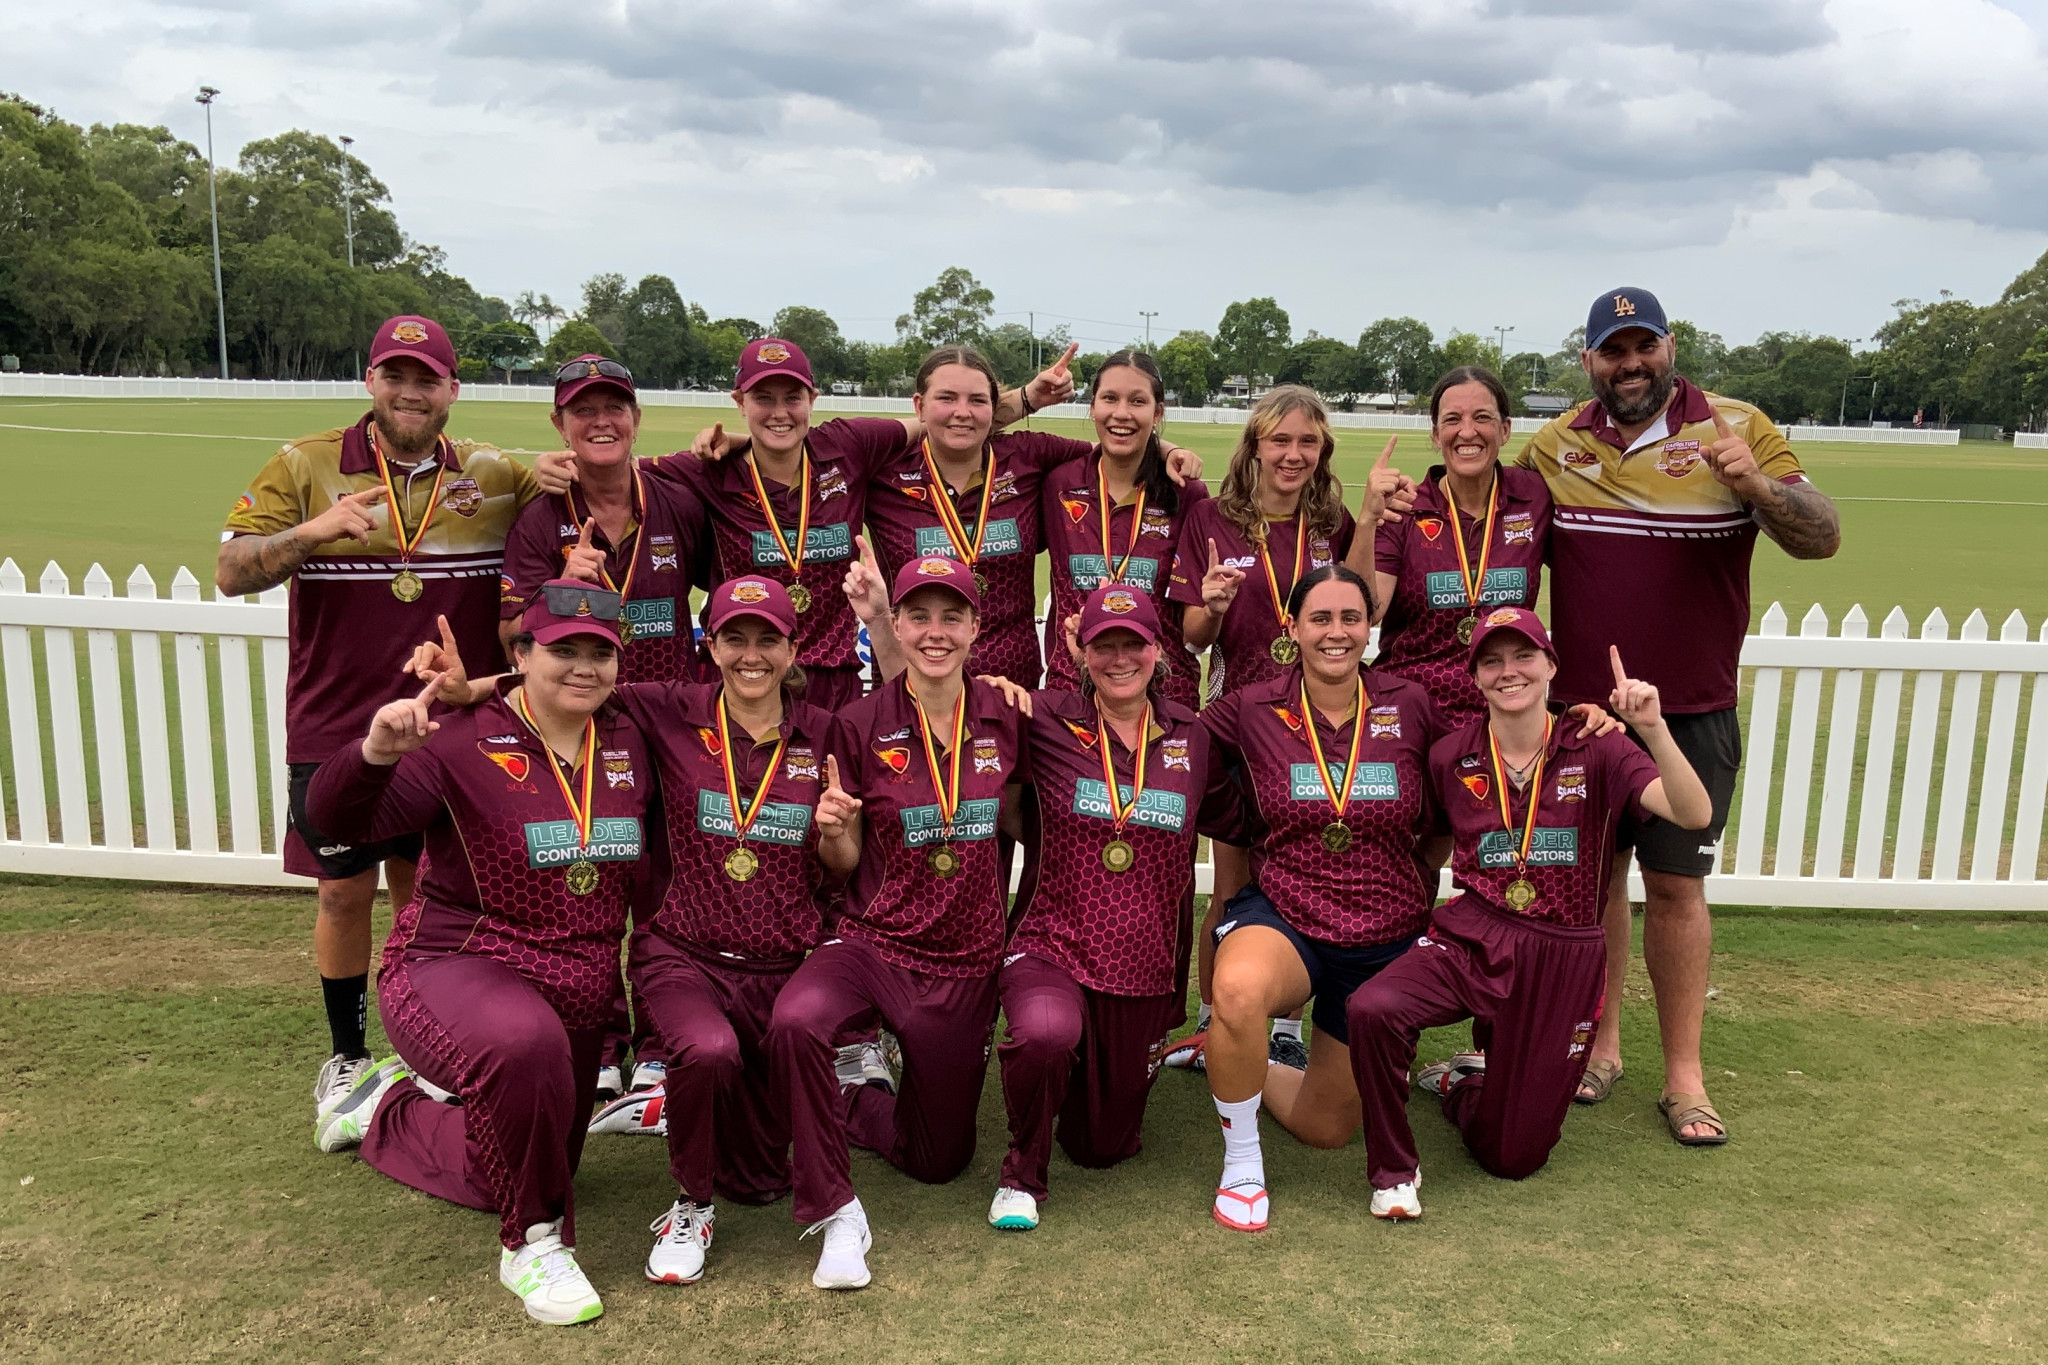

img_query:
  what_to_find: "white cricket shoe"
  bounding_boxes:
[1371,1170,1423,1222]
[834,1042,894,1093]
[588,1083,667,1136]
[629,1058,667,1092]
[645,1198,714,1284]
[500,1221,603,1324]
[312,1053,374,1124]
[314,1055,408,1153]
[803,1198,873,1290]
[594,1065,624,1102]
[1414,1052,1486,1099]
[988,1186,1039,1231]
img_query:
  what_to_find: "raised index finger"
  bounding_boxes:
[575,517,596,549]
[1053,341,1079,375]
[824,753,842,790]
[1374,436,1396,469]
[1609,643,1629,689]
[1207,537,1222,572]
[349,485,389,506]
[1711,408,1736,440]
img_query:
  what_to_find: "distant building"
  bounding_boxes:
[1521,391,1572,417]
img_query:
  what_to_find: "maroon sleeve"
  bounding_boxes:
[816,416,914,481]
[643,449,713,492]
[1425,733,1456,837]
[824,713,868,799]
[1198,688,1244,757]
[999,431,1094,474]
[1528,471,1555,566]
[1003,690,1033,786]
[1411,689,1449,838]
[1191,724,1248,844]
[1166,500,1215,608]
[1374,515,1405,577]
[645,476,715,593]
[307,744,447,844]
[501,495,565,621]
[1604,730,1665,822]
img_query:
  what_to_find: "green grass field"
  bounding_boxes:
[2,396,2043,632]
[1,879,2044,1363]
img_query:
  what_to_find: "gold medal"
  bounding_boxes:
[1102,838,1137,873]
[390,568,424,603]
[1443,474,1502,634]
[565,859,599,896]
[371,425,448,609]
[1322,822,1352,854]
[1505,877,1538,911]
[1486,716,1554,916]
[513,691,603,906]
[617,616,636,644]
[788,583,812,613]
[1270,636,1299,665]
[927,844,962,877]
[973,570,989,595]
[1092,700,1153,878]
[724,845,760,882]
[1258,515,1309,665]
[907,674,971,884]
[1299,675,1369,860]
[746,445,816,619]
[1456,613,1477,645]
[922,439,997,604]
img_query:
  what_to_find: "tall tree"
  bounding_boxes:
[1155,330,1220,406]
[620,274,698,389]
[1215,297,1291,382]
[1872,294,1983,426]
[1355,317,1437,399]
[772,304,851,383]
[897,266,994,348]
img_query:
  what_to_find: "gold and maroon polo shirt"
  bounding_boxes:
[1167,499,1355,702]
[224,413,540,763]
[1516,378,1808,714]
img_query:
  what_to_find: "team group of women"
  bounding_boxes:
[303,336,1709,1325]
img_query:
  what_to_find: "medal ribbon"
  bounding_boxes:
[716,691,788,848]
[1094,701,1152,840]
[1258,516,1309,629]
[905,674,968,841]
[514,690,598,852]
[1486,714,1554,882]
[1441,474,1499,616]
[372,426,448,564]
[746,446,812,590]
[1298,675,1368,823]
[921,439,997,570]
[1095,458,1147,585]
[566,462,644,602]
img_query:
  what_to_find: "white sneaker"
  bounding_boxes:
[629,1058,667,1092]
[834,1042,894,1093]
[500,1221,604,1324]
[1414,1052,1486,1099]
[1371,1169,1423,1222]
[803,1198,873,1290]
[312,1053,374,1123]
[988,1186,1039,1231]
[645,1198,714,1284]
[588,1083,667,1136]
[595,1065,624,1102]
[314,1055,408,1153]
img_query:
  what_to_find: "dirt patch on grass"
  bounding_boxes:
[1705,957,2048,1026]
[1,929,303,995]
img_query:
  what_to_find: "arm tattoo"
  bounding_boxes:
[1749,478,1841,560]
[215,530,312,596]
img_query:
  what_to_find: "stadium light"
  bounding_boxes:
[196,87,229,381]
[1139,311,1158,349]
[1494,324,1515,366]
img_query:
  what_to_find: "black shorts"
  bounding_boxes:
[1616,708,1741,879]
[1211,885,1415,1046]
[286,761,422,881]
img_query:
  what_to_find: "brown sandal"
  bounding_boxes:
[1574,1058,1623,1105]
[1658,1093,1728,1146]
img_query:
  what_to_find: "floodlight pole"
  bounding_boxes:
[1494,324,1515,367]
[197,87,229,381]
[339,135,356,268]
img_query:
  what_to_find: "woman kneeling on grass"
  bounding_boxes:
[306,581,648,1326]
[1345,608,1709,1220]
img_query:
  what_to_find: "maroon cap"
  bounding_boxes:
[521,579,623,649]
[734,337,814,393]
[553,354,636,409]
[705,575,799,638]
[368,315,457,378]
[1077,583,1159,646]
[1467,605,1556,671]
[891,555,981,613]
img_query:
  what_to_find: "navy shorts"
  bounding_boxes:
[287,761,423,881]
[1211,885,1416,1046]
[1617,708,1741,878]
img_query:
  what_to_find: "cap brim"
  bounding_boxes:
[736,365,815,393]
[1079,619,1157,646]
[554,375,635,408]
[893,580,978,611]
[367,346,453,378]
[706,605,795,637]
[1468,626,1554,670]
[530,620,622,648]
[1585,321,1669,351]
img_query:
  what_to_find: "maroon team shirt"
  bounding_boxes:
[1430,719,1659,929]
[1202,666,1444,946]
[501,477,711,684]
[610,682,833,961]
[306,680,652,1030]
[1041,451,1208,709]
[1169,500,1356,702]
[825,677,1029,978]
[1009,689,1242,998]
[1373,465,1551,726]
[866,432,1076,689]
[647,416,907,678]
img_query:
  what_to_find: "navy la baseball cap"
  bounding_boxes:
[1585,288,1670,351]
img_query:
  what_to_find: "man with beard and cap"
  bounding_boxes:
[217,314,542,1143]
[1515,288,1840,1146]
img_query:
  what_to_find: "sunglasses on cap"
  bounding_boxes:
[543,583,623,620]
[554,357,635,386]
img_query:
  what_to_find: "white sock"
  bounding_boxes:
[1270,1017,1303,1042]
[1196,1002,1212,1031]
[1214,1094,1264,1187]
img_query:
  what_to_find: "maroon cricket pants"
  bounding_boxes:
[1346,895,1605,1190]
[365,952,605,1250]
[767,937,1000,1224]
[629,929,798,1206]
[996,953,1178,1202]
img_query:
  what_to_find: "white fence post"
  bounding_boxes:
[1733,602,1787,875]
[83,565,134,849]
[1933,610,1988,880]
[128,566,177,850]
[38,562,92,844]
[0,559,48,844]
[1893,608,1949,882]
[2013,618,2048,884]
[1853,607,1909,879]
[1812,604,1867,879]
[170,568,220,854]
[1973,610,2031,881]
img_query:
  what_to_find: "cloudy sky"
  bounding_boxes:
[16,0,2048,353]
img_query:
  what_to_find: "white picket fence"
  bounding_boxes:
[2014,432,2048,450]
[1,559,2044,907]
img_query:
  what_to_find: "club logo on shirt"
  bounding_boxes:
[1460,772,1491,802]
[440,477,483,517]
[816,465,850,502]
[991,471,1020,504]
[1569,1019,1594,1059]
[1310,538,1335,570]
[1161,737,1192,772]
[785,748,820,782]
[1562,448,1601,474]
[899,798,1000,845]
[1502,512,1535,545]
[876,745,910,775]
[601,750,634,790]
[972,737,1003,775]
[1289,762,1398,802]
[523,815,642,869]
[1368,706,1403,741]
[648,534,679,573]
[1074,780,1187,831]
[1061,496,1089,525]
[1416,516,1444,543]
[696,726,724,757]
[900,483,930,502]
[1270,705,1305,734]
[1063,719,1099,750]
[500,574,516,598]
[1478,827,1578,867]
[480,748,533,786]
[1555,766,1587,803]
[232,491,254,515]
[1657,441,1704,478]
[1140,508,1173,538]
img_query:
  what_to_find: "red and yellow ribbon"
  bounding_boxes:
[566,462,645,602]
[921,439,997,571]
[906,674,967,839]
[1259,516,1309,629]
[1441,474,1499,616]
[746,446,813,586]
[1486,713,1554,879]
[1094,700,1152,839]
[716,690,788,847]
[371,426,448,564]
[1298,675,1367,821]
[514,690,598,849]
[1096,457,1147,585]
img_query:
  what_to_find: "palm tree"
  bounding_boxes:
[514,291,567,345]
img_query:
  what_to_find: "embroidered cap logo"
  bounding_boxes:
[1613,296,1636,318]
